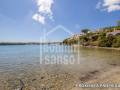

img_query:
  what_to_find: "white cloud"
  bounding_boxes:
[97,0,120,12]
[32,14,45,24]
[32,0,54,24]
[36,0,54,15]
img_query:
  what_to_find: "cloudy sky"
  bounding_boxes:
[0,0,120,42]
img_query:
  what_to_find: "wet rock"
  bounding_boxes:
[41,77,44,79]
[80,74,92,82]
[89,70,99,74]
[14,79,24,90]
[32,79,36,82]
[79,70,99,82]
[110,63,117,66]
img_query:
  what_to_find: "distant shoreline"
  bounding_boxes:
[0,42,40,45]
[0,42,62,45]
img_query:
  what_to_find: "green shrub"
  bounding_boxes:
[90,41,99,46]
[112,36,120,48]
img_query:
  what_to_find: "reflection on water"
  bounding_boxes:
[0,45,120,90]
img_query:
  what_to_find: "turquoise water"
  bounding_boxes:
[0,45,40,71]
[0,45,120,89]
[0,45,120,73]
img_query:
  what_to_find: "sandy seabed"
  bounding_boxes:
[0,64,120,90]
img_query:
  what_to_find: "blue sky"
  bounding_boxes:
[0,0,120,42]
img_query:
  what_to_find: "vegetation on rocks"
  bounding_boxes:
[63,21,120,48]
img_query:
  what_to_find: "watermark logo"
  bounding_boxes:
[39,25,80,65]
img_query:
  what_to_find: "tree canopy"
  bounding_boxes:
[81,29,90,34]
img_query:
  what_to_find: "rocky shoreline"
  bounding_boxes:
[0,63,120,90]
[73,45,120,51]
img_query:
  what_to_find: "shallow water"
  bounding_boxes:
[0,45,120,90]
